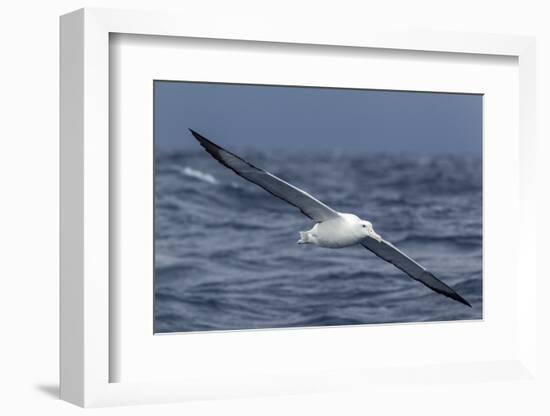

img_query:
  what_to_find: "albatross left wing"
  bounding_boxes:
[360,237,471,307]
[188,129,340,222]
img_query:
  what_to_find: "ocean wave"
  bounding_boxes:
[173,165,218,184]
[154,151,483,332]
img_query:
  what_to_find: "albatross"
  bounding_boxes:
[188,129,471,307]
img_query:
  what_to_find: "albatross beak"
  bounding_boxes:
[370,229,382,242]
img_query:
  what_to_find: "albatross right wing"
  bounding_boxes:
[361,236,471,307]
[189,129,340,222]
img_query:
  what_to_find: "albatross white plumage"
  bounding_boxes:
[188,129,471,307]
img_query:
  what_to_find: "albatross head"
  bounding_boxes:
[359,220,382,242]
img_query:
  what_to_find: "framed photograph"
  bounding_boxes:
[60,8,537,407]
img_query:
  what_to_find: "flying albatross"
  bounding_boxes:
[188,129,471,307]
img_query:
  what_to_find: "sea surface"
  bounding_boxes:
[154,150,482,333]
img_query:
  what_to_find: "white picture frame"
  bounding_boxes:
[60,7,537,408]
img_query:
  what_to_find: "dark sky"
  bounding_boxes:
[154,81,482,156]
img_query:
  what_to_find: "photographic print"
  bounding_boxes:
[154,81,482,333]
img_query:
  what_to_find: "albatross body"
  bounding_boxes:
[298,213,381,248]
[188,129,471,307]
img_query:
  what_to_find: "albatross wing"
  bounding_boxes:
[189,129,340,222]
[361,237,471,307]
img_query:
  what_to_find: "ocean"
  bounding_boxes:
[154,149,482,333]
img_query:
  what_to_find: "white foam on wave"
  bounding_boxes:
[180,166,218,184]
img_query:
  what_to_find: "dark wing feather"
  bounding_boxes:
[189,129,340,222]
[361,237,471,307]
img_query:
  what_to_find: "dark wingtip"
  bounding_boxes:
[188,128,217,148]
[451,293,472,308]
[426,271,472,308]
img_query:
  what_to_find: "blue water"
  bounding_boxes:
[154,150,482,333]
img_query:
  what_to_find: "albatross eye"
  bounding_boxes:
[362,225,366,228]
